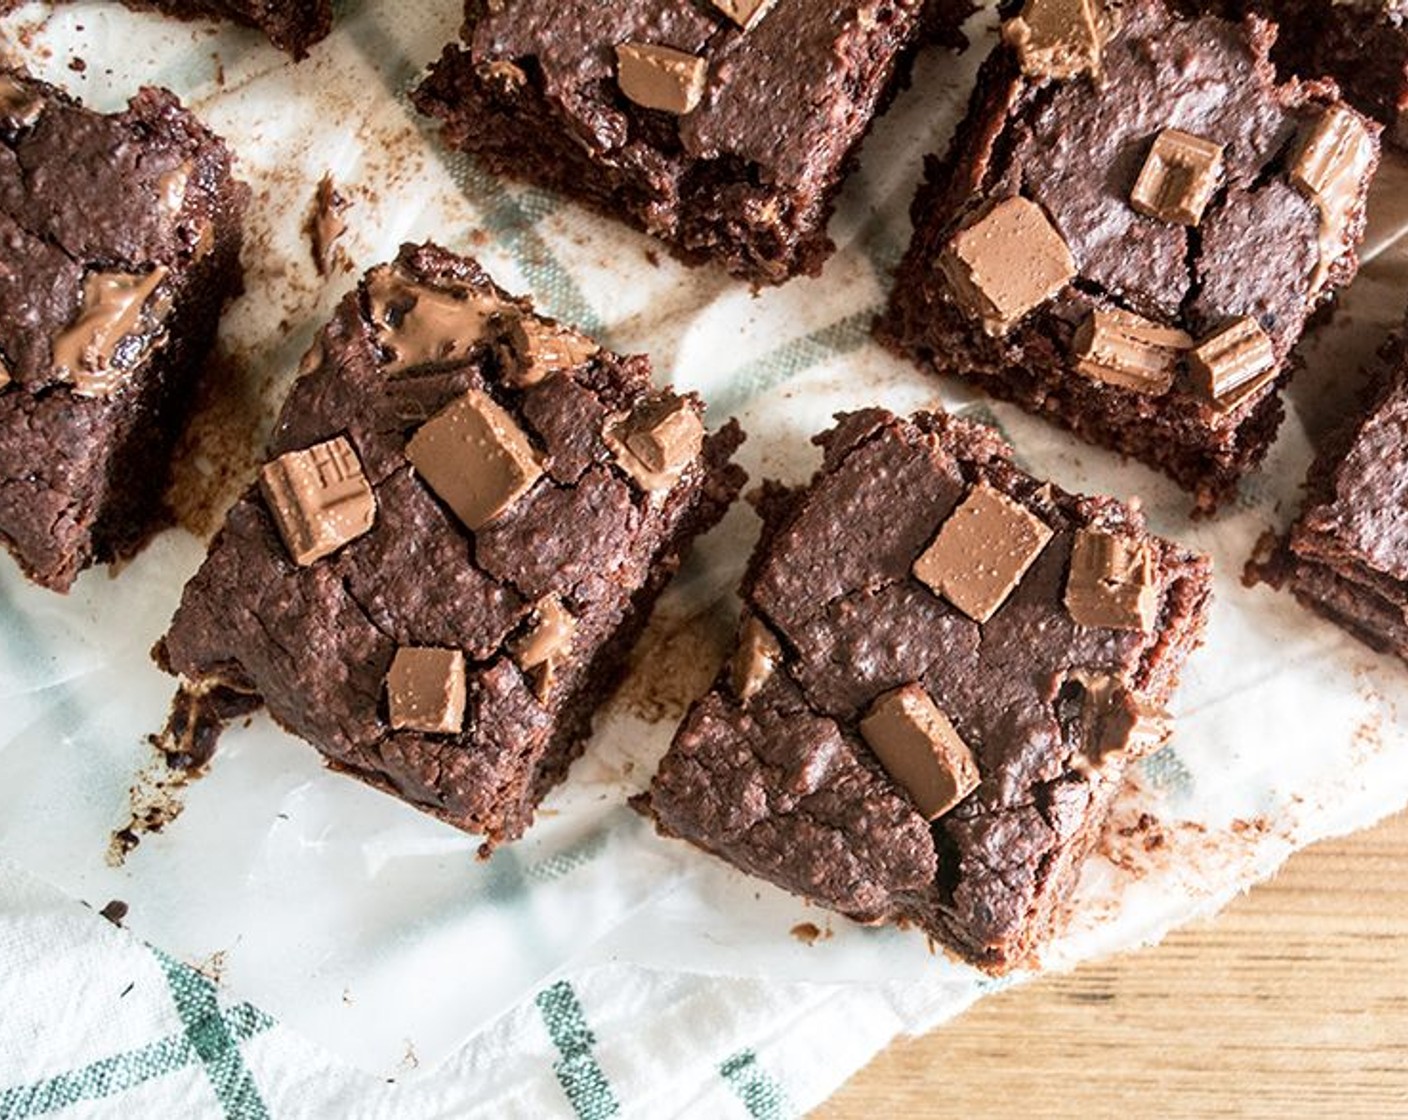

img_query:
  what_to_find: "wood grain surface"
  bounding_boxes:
[815,808,1408,1118]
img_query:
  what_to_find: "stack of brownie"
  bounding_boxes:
[3,0,1400,977]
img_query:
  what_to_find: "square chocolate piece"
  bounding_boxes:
[0,69,248,591]
[156,243,745,848]
[1258,327,1408,662]
[411,0,973,285]
[0,1,332,58]
[642,410,1212,971]
[878,0,1380,511]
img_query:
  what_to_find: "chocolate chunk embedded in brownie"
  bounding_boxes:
[155,242,746,849]
[643,410,1211,971]
[412,0,973,285]
[0,69,248,591]
[0,0,333,59]
[1256,328,1408,662]
[877,0,1380,512]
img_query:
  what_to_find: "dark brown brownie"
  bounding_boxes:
[0,69,247,591]
[412,0,973,285]
[155,243,746,849]
[0,0,333,58]
[1207,0,1408,149]
[642,410,1211,971]
[877,0,1380,512]
[1256,328,1408,661]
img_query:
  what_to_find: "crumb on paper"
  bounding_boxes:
[67,55,85,72]
[306,172,352,276]
[790,921,833,946]
[108,683,260,866]
[400,1041,420,1071]
[1243,527,1281,588]
[99,899,129,927]
[196,950,228,986]
[608,606,735,725]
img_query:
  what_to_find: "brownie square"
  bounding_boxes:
[1212,0,1408,149]
[0,0,333,58]
[155,243,746,849]
[0,69,248,591]
[877,0,1380,512]
[642,410,1211,971]
[411,0,973,285]
[1258,328,1408,661]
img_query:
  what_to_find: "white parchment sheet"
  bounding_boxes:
[2,0,1408,1078]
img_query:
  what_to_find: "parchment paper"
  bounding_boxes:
[2,0,1408,1078]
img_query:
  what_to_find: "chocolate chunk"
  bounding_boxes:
[405,389,543,531]
[859,683,980,820]
[0,74,43,128]
[499,313,599,388]
[1065,528,1158,631]
[731,614,782,702]
[1129,128,1224,227]
[0,360,10,391]
[51,268,171,398]
[1290,106,1377,294]
[1066,672,1169,774]
[615,43,707,115]
[711,0,776,30]
[259,435,376,566]
[1291,105,1376,204]
[913,481,1054,623]
[365,265,503,375]
[607,395,704,492]
[1189,317,1276,410]
[511,595,576,697]
[387,646,467,734]
[308,173,351,277]
[1072,308,1192,395]
[939,197,1075,335]
[1002,0,1109,82]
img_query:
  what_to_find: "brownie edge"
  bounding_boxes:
[0,69,249,591]
[641,409,1212,971]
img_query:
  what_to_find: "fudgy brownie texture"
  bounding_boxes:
[0,0,333,58]
[877,0,1380,512]
[156,243,746,849]
[643,410,1212,971]
[1207,0,1408,149]
[0,69,247,591]
[412,0,973,285]
[1256,327,1408,661]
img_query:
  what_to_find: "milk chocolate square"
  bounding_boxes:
[387,646,466,734]
[259,435,376,566]
[860,683,980,820]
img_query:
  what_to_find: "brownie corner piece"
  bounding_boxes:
[644,409,1211,970]
[877,0,1380,511]
[167,0,333,58]
[156,241,746,847]
[1263,327,1408,662]
[0,68,249,592]
[411,0,973,285]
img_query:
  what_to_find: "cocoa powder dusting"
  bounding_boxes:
[164,347,271,540]
[610,605,735,724]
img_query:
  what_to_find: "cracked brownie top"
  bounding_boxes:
[644,410,1212,971]
[157,242,744,847]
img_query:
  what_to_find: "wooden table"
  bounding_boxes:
[816,808,1408,1117]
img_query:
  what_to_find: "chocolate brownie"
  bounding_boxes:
[155,243,746,849]
[877,0,1380,512]
[1256,328,1408,661]
[412,0,973,285]
[0,0,333,58]
[0,69,247,591]
[1208,0,1408,149]
[643,410,1212,971]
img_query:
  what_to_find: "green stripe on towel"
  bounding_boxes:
[720,1049,795,1120]
[536,980,621,1120]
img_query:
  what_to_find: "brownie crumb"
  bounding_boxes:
[98,899,129,927]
